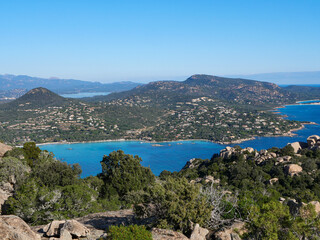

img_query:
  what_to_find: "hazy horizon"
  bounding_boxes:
[1,70,320,85]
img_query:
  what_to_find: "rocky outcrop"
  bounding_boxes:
[0,175,16,213]
[0,142,12,158]
[0,215,41,240]
[307,135,320,148]
[43,220,66,237]
[268,178,279,185]
[152,228,189,240]
[190,223,209,240]
[220,147,256,160]
[33,210,134,239]
[285,164,303,177]
[183,158,202,169]
[288,142,308,153]
[62,220,90,238]
[190,175,220,185]
[43,219,90,239]
[214,221,246,240]
[309,201,320,214]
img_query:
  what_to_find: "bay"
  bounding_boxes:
[40,103,320,178]
[60,92,110,98]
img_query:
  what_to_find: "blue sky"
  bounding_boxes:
[0,0,319,83]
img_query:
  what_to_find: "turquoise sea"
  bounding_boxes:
[40,103,320,178]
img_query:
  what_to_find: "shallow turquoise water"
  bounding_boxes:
[60,92,110,98]
[40,104,320,177]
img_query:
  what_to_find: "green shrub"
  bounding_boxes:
[100,150,155,198]
[135,177,211,234]
[107,225,152,240]
[22,142,41,166]
[0,156,30,184]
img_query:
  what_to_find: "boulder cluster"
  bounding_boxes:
[288,135,320,153]
[42,219,90,240]
[218,135,320,178]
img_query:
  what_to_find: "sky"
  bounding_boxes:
[0,0,320,83]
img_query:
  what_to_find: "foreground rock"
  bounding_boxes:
[190,223,209,240]
[0,142,12,158]
[215,221,246,240]
[0,215,41,240]
[33,210,134,239]
[43,220,66,237]
[152,228,189,240]
[43,219,90,239]
[62,220,90,238]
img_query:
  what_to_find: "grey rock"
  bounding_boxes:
[43,220,66,237]
[152,228,189,240]
[0,142,12,158]
[190,223,209,240]
[0,215,41,240]
[62,219,90,237]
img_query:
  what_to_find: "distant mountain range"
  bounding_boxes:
[90,74,304,107]
[0,74,143,99]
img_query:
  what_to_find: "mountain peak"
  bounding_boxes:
[26,87,53,95]
[5,87,69,109]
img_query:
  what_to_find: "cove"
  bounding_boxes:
[40,104,320,178]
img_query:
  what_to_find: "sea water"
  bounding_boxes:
[60,92,110,98]
[40,104,320,177]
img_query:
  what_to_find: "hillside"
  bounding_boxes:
[0,76,305,144]
[91,74,298,107]
[0,74,142,98]
[0,87,163,144]
[282,85,320,100]
[1,87,70,110]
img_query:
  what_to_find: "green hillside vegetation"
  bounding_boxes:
[283,85,320,100]
[0,87,70,110]
[92,74,302,107]
[2,140,320,239]
[0,74,311,145]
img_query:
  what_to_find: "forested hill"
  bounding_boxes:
[0,87,71,110]
[89,74,299,107]
[282,85,320,100]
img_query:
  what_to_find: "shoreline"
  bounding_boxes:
[37,123,316,147]
[37,102,319,147]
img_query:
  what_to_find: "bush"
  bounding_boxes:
[32,160,81,188]
[0,156,30,185]
[135,177,211,234]
[3,147,25,160]
[100,150,155,198]
[107,225,152,240]
[22,142,41,166]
